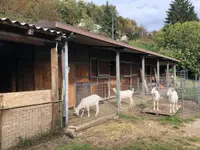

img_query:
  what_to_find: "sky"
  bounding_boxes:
[84,0,200,31]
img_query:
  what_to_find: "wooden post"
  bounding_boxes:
[157,59,160,89]
[51,43,59,128]
[166,62,169,88]
[116,51,120,116]
[142,56,145,99]
[173,64,176,87]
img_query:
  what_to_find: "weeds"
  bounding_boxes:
[158,116,183,126]
[15,128,63,149]
[158,115,197,127]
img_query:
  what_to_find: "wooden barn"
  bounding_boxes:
[0,18,180,149]
[0,18,66,150]
[36,21,180,110]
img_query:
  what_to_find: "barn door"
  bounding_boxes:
[68,63,75,108]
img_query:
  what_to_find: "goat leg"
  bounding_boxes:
[169,103,172,113]
[87,106,90,117]
[157,101,159,111]
[153,101,155,111]
[81,108,85,117]
[95,103,99,117]
[130,97,134,106]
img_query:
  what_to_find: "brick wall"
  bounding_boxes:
[0,90,53,150]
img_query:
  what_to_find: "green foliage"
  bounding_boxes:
[0,0,154,46]
[59,0,79,25]
[155,21,200,75]
[129,38,158,52]
[165,0,199,25]
[0,0,60,22]
[100,1,119,39]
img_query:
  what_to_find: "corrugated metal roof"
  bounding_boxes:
[0,18,64,36]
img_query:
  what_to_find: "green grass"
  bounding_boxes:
[158,115,196,126]
[56,143,102,150]
[158,116,183,126]
[119,113,144,122]
[56,136,200,150]
[119,136,196,150]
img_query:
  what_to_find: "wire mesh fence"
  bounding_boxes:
[175,70,200,118]
[0,101,62,150]
[69,81,117,126]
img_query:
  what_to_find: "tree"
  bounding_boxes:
[100,1,118,39]
[165,0,199,25]
[85,2,103,25]
[154,21,200,75]
[0,0,60,22]
[59,0,79,25]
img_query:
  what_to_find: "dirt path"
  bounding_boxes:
[182,119,200,137]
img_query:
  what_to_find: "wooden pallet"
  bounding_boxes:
[142,103,182,116]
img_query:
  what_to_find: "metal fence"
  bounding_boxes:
[175,70,200,118]
[0,101,62,150]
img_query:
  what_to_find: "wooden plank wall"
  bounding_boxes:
[0,42,52,93]
[67,42,161,106]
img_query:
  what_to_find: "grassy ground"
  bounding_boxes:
[54,113,200,150]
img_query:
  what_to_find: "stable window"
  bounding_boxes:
[91,59,97,77]
[110,61,116,76]
[98,60,110,76]
[76,63,89,78]
[132,64,139,75]
[121,63,131,75]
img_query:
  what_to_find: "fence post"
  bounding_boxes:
[0,95,3,150]
[142,56,145,100]
[166,62,169,88]
[173,64,176,87]
[51,43,59,128]
[116,51,120,116]
[157,59,160,89]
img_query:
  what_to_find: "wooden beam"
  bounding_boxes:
[0,31,55,46]
[51,44,59,128]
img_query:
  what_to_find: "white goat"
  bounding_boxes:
[166,87,179,113]
[150,87,160,111]
[112,88,134,107]
[74,94,102,117]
